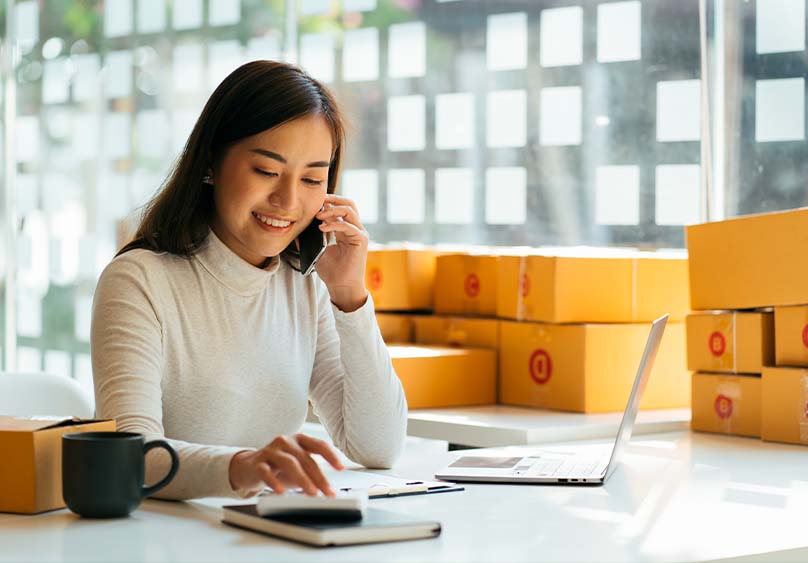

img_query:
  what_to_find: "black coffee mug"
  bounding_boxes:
[62,432,180,518]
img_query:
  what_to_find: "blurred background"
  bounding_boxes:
[0,0,804,398]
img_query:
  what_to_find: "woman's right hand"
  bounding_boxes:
[228,434,345,496]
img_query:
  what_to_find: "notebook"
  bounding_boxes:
[222,504,442,547]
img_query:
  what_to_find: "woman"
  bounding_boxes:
[91,61,407,500]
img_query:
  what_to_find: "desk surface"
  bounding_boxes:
[308,405,691,448]
[3,427,808,563]
[407,406,691,447]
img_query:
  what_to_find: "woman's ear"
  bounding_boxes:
[202,169,214,185]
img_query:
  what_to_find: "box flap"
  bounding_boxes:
[0,416,107,432]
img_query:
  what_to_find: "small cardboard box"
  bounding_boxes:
[0,416,116,514]
[498,321,689,413]
[774,305,808,367]
[376,313,415,343]
[686,207,808,311]
[413,316,500,349]
[761,366,808,446]
[686,312,774,374]
[496,250,689,324]
[389,345,496,409]
[365,246,439,311]
[690,372,761,438]
[433,254,499,317]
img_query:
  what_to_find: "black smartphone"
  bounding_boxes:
[297,217,329,276]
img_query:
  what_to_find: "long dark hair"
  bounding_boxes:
[118,60,345,265]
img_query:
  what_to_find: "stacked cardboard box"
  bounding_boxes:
[370,244,691,412]
[368,246,498,408]
[685,312,772,437]
[765,305,808,445]
[686,207,808,445]
[495,249,690,413]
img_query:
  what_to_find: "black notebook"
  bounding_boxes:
[222,504,442,547]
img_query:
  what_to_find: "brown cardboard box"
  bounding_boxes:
[761,366,808,446]
[774,305,808,367]
[0,416,116,514]
[376,313,415,343]
[413,316,499,349]
[686,207,808,311]
[691,373,761,438]
[686,312,774,374]
[498,321,689,413]
[496,250,689,323]
[389,345,496,409]
[433,254,499,317]
[365,246,439,311]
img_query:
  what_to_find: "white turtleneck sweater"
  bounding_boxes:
[91,230,407,500]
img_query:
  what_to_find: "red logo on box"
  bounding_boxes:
[368,268,383,291]
[520,274,531,298]
[529,350,552,385]
[802,325,808,349]
[714,394,733,419]
[709,331,726,357]
[464,274,480,298]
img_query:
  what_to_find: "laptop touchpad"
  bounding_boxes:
[448,457,523,469]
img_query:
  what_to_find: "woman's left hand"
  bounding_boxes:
[314,193,369,312]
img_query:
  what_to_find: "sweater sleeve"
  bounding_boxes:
[91,255,251,500]
[307,280,408,469]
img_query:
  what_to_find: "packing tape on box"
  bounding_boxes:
[732,312,738,371]
[631,257,638,322]
[709,313,738,372]
[516,255,528,322]
[715,379,742,435]
[800,374,808,444]
[447,320,468,347]
[527,324,554,389]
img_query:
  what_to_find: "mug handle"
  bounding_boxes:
[141,439,180,498]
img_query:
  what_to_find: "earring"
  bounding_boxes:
[202,175,213,185]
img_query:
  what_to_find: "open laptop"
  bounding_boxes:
[435,314,669,486]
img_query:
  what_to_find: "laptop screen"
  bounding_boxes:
[603,314,669,480]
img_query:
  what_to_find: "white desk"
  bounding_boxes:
[406,406,691,448]
[3,427,808,562]
[307,406,691,448]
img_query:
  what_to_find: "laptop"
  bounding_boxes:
[435,314,669,486]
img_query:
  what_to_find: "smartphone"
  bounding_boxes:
[297,216,336,276]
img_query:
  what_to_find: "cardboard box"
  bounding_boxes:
[365,247,438,311]
[690,373,761,437]
[774,305,808,367]
[686,207,808,311]
[0,416,117,514]
[376,313,414,343]
[761,366,808,446]
[686,312,774,374]
[433,254,499,317]
[389,345,496,409]
[496,251,689,323]
[498,321,689,413]
[413,316,500,349]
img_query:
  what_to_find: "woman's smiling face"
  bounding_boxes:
[209,114,334,267]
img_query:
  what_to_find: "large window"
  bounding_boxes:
[306,0,702,248]
[2,0,806,394]
[8,0,286,389]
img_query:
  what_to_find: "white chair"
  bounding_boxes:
[0,372,95,418]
